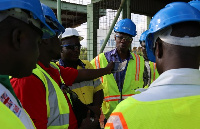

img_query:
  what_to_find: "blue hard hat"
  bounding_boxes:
[146,2,200,62]
[114,18,137,37]
[189,0,200,11]
[41,3,65,36]
[0,0,55,39]
[139,30,149,42]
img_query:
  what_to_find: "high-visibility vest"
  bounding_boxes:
[32,64,69,129]
[105,95,200,129]
[0,101,27,128]
[56,60,102,105]
[90,53,144,119]
[149,61,159,83]
[0,80,36,129]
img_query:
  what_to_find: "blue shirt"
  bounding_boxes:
[104,48,133,92]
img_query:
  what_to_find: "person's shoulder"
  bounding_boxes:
[10,74,41,90]
[81,60,94,69]
[11,74,36,83]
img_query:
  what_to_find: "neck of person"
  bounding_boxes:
[63,59,78,69]
[117,49,129,60]
[38,56,51,68]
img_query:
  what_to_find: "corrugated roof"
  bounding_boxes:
[96,0,191,17]
[43,0,192,27]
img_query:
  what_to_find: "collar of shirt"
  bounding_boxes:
[59,59,86,69]
[105,48,134,62]
[58,59,65,67]
[0,75,21,107]
[38,61,62,86]
[77,59,86,69]
[149,68,200,88]
[38,61,50,70]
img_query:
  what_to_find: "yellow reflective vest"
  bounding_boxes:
[105,96,200,129]
[32,64,69,129]
[91,53,144,119]
[0,101,27,128]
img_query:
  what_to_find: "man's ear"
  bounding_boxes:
[42,39,49,45]
[155,41,163,59]
[60,47,64,53]
[12,28,22,50]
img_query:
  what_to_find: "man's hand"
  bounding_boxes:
[105,61,114,74]
[79,110,100,129]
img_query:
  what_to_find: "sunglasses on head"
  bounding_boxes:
[61,44,82,50]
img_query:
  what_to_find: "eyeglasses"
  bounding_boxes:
[115,35,133,42]
[61,44,82,50]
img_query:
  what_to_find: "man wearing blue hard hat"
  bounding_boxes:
[10,3,114,129]
[0,0,54,128]
[105,2,200,129]
[91,18,145,121]
[139,30,159,87]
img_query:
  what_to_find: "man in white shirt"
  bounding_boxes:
[105,2,200,129]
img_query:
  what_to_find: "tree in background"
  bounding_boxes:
[80,47,87,60]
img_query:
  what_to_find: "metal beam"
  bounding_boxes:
[147,16,151,29]
[99,0,126,53]
[40,0,87,13]
[91,0,102,3]
[57,0,61,23]
[87,3,99,61]
[127,0,131,19]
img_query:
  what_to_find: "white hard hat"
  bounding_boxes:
[62,28,84,41]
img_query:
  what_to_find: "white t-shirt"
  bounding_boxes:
[133,68,200,101]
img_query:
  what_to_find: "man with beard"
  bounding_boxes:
[10,4,114,129]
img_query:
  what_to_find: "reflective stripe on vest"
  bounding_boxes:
[105,112,128,129]
[104,94,134,102]
[150,62,159,83]
[50,62,65,84]
[94,53,141,82]
[133,53,141,81]
[70,79,101,90]
[33,64,69,128]
[94,55,103,82]
[90,53,144,118]
[50,62,73,105]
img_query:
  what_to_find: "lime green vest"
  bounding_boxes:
[0,101,26,128]
[91,53,144,118]
[105,96,200,129]
[32,64,69,129]
[149,61,159,83]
